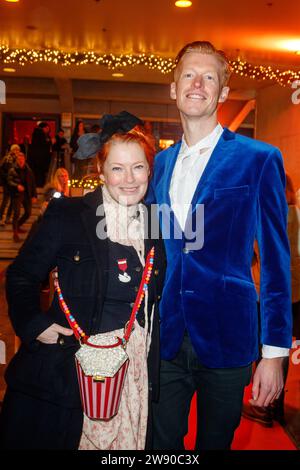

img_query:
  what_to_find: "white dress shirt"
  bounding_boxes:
[169,123,223,230]
[169,123,289,359]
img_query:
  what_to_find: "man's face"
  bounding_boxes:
[170,52,229,120]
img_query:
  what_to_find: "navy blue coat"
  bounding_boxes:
[5,187,165,408]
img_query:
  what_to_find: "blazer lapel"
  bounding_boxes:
[190,128,237,206]
[80,187,109,293]
[162,141,181,206]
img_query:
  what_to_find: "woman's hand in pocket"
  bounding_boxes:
[37,323,74,344]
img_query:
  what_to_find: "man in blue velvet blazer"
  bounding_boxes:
[148,41,292,450]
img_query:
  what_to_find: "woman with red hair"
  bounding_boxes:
[0,112,165,450]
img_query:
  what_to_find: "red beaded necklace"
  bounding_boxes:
[53,246,155,345]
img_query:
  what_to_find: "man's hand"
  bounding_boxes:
[249,357,285,407]
[37,323,73,344]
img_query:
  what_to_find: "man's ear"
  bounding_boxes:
[170,82,177,101]
[219,86,230,103]
[100,173,105,183]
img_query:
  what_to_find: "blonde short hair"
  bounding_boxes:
[10,144,20,153]
[174,41,232,87]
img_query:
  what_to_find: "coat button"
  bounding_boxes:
[154,269,159,276]
[135,266,141,272]
[130,302,135,308]
[74,251,80,262]
[183,247,189,254]
[157,295,161,300]
[57,335,65,346]
[134,286,139,292]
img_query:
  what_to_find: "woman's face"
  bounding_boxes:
[57,171,68,187]
[78,122,84,134]
[100,141,150,206]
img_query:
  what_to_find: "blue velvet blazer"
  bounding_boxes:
[147,128,292,368]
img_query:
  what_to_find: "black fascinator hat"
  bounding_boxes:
[73,111,144,160]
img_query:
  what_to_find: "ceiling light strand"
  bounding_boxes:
[1,45,299,86]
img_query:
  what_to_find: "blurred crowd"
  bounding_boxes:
[0,120,82,242]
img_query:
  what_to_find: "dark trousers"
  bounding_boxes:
[152,334,252,450]
[0,388,83,450]
[12,193,32,231]
[0,184,12,219]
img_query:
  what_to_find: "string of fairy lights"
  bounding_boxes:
[69,178,102,190]
[0,46,174,74]
[230,59,300,87]
[1,45,300,87]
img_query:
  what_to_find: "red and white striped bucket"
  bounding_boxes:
[75,357,129,420]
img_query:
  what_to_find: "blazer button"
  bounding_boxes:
[183,247,189,254]
[74,251,80,262]
[134,286,139,292]
[130,302,135,308]
[154,269,159,276]
[135,266,141,272]
[157,295,161,300]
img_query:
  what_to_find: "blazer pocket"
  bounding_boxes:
[223,275,257,301]
[214,185,249,200]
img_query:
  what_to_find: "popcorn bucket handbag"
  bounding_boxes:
[53,246,155,420]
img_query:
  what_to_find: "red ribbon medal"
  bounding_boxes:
[117,258,131,283]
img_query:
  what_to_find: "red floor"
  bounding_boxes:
[184,387,297,450]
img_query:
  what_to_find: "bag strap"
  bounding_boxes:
[53,246,155,347]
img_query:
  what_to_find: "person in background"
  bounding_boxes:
[243,174,300,426]
[0,144,21,226]
[20,134,31,159]
[52,128,68,169]
[70,120,86,154]
[28,122,52,187]
[147,40,292,450]
[7,152,37,242]
[70,120,87,178]
[90,124,101,133]
[43,167,70,199]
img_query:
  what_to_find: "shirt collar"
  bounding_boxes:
[180,123,223,158]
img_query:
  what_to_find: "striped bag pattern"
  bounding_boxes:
[75,357,129,420]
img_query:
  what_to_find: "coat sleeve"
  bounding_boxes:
[6,199,63,347]
[257,148,292,348]
[7,167,18,189]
